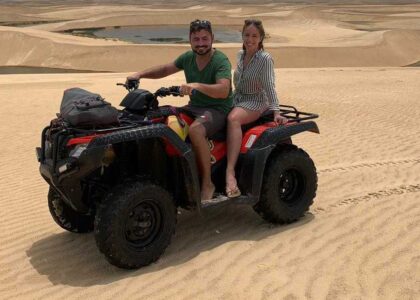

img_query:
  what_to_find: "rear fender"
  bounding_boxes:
[242,121,319,152]
[239,121,319,199]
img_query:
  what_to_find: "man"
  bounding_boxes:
[126,19,233,201]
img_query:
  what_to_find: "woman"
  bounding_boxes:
[226,19,287,198]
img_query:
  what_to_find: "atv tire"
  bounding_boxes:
[254,147,317,224]
[48,187,94,233]
[94,181,176,269]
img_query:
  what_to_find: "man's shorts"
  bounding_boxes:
[179,105,227,137]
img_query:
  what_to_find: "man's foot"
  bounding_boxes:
[201,183,215,201]
[226,172,241,198]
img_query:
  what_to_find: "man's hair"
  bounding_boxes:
[190,19,213,35]
[242,19,265,50]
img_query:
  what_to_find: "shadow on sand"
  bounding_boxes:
[27,204,314,287]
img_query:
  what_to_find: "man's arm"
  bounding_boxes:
[127,62,180,80]
[181,78,230,99]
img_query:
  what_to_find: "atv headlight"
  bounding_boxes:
[58,163,69,173]
[69,144,88,158]
[58,158,78,174]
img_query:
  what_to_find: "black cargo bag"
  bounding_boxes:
[60,87,119,127]
[120,89,157,114]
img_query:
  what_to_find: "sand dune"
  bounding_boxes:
[1,3,420,71]
[0,68,419,299]
[1,2,420,299]
[1,25,420,71]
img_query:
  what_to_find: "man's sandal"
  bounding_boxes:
[226,186,241,198]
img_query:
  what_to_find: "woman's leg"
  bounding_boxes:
[226,107,261,194]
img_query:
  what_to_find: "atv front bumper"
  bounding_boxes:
[36,144,108,214]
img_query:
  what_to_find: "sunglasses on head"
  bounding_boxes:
[190,19,212,30]
[244,19,262,25]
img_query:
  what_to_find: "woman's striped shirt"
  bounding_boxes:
[233,49,280,111]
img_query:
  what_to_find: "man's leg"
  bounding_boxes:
[188,120,215,201]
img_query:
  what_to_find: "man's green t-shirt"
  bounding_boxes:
[174,49,233,114]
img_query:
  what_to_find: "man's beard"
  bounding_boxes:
[193,46,212,56]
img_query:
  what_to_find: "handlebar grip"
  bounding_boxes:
[171,86,197,96]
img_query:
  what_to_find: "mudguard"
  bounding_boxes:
[251,121,319,149]
[40,124,201,213]
[239,121,319,199]
[89,124,201,210]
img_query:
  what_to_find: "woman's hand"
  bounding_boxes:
[274,111,288,125]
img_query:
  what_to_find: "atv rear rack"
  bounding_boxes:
[279,104,318,122]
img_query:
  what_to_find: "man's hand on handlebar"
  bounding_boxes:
[179,83,197,96]
[126,72,140,82]
[118,75,139,91]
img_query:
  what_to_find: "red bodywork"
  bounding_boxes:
[66,135,98,147]
[240,122,281,153]
[165,114,278,163]
[65,115,285,164]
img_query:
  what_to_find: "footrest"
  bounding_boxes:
[201,194,229,208]
[201,194,258,208]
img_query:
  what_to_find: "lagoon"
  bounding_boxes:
[63,25,243,44]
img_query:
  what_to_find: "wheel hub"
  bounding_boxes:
[279,169,304,204]
[126,201,162,247]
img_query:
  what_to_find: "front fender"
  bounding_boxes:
[89,124,201,210]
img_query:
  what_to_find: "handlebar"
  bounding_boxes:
[117,79,139,91]
[154,86,182,97]
[155,86,197,97]
[117,81,196,97]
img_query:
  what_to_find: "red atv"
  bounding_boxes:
[36,80,319,269]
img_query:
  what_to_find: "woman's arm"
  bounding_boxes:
[261,54,287,125]
[260,54,280,111]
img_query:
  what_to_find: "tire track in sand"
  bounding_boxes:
[313,184,420,214]
[317,158,420,174]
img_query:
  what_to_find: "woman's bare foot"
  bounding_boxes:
[226,171,241,198]
[201,183,215,201]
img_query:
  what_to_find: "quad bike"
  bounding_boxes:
[36,80,319,269]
